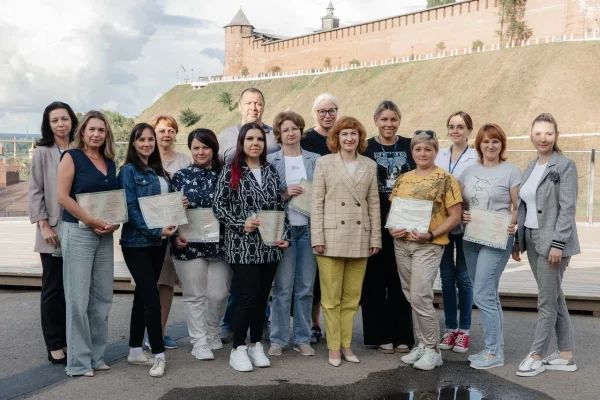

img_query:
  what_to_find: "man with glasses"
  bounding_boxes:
[300,93,339,156]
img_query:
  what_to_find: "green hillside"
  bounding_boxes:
[139,41,600,143]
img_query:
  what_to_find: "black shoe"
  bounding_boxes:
[48,350,67,365]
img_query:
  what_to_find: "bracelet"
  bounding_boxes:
[428,231,434,242]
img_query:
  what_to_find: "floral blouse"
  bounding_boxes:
[171,164,225,260]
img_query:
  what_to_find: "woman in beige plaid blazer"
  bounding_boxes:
[311,116,381,367]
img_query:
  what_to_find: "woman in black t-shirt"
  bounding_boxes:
[361,100,416,354]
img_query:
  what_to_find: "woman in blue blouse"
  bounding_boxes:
[118,123,179,378]
[213,122,291,372]
[171,129,232,362]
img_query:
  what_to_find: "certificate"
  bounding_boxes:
[289,178,312,216]
[464,207,511,250]
[257,210,285,246]
[178,208,220,243]
[385,197,433,233]
[138,191,189,229]
[76,189,128,228]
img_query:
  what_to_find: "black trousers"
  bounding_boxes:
[122,241,168,354]
[40,253,67,351]
[361,229,415,348]
[231,262,278,348]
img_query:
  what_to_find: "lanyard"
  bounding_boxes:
[379,137,398,178]
[448,146,468,175]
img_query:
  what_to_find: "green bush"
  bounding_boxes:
[179,108,201,127]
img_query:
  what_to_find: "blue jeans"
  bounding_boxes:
[463,236,514,356]
[439,233,473,330]
[270,225,317,346]
[222,278,271,330]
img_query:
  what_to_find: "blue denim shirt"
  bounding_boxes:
[118,163,170,247]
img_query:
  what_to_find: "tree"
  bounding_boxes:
[270,66,282,73]
[435,41,446,52]
[349,58,360,66]
[323,57,332,68]
[218,92,237,112]
[496,0,532,47]
[426,0,455,8]
[472,39,484,50]
[241,66,249,76]
[179,108,201,128]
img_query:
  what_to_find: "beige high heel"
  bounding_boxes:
[341,349,360,363]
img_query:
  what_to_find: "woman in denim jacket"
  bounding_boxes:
[117,123,182,378]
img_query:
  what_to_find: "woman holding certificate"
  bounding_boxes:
[388,130,462,371]
[171,129,231,362]
[460,123,521,370]
[311,116,381,367]
[29,101,78,365]
[514,114,579,377]
[434,111,478,354]
[266,111,320,357]
[213,123,291,372]
[118,123,181,378]
[57,110,119,377]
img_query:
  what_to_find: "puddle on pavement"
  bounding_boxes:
[377,386,484,400]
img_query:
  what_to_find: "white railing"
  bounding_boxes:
[187,31,599,89]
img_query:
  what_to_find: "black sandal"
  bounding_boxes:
[48,350,67,365]
[310,326,322,344]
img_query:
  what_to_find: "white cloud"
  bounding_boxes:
[0,0,426,132]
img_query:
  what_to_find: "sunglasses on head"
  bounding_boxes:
[414,130,436,137]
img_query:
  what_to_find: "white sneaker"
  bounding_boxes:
[192,344,215,360]
[149,358,165,377]
[516,352,545,377]
[127,350,154,366]
[207,335,223,350]
[248,342,271,367]
[401,344,426,365]
[413,348,443,371]
[230,346,253,372]
[542,351,577,372]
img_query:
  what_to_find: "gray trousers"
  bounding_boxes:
[525,228,575,355]
[62,222,114,375]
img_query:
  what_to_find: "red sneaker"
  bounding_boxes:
[453,332,470,353]
[439,330,459,350]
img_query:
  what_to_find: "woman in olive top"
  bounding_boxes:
[29,101,78,365]
[57,111,119,377]
[361,101,415,354]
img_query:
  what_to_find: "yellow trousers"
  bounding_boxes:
[316,256,368,350]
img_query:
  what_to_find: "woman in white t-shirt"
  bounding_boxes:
[434,111,478,354]
[460,123,521,370]
[267,111,320,357]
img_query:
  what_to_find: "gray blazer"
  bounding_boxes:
[28,144,63,254]
[516,152,580,258]
[267,149,320,192]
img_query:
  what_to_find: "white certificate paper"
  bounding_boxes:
[138,191,189,229]
[257,210,285,246]
[385,197,433,233]
[464,207,511,250]
[76,189,128,228]
[289,178,312,216]
[178,208,220,243]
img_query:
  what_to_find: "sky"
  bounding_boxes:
[0,0,425,133]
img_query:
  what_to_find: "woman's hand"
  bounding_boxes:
[512,243,521,262]
[244,218,260,233]
[283,185,303,201]
[389,228,407,239]
[548,247,563,267]
[313,245,325,255]
[182,196,189,209]
[410,230,431,244]
[275,240,290,249]
[174,235,188,249]
[462,210,471,224]
[86,217,112,232]
[93,224,119,236]
[369,247,380,256]
[39,220,59,249]
[161,225,178,237]
[508,223,516,236]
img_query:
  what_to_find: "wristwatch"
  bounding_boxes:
[428,231,434,242]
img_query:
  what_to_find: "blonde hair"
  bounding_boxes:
[531,113,562,155]
[410,132,439,152]
[72,111,116,159]
[312,93,339,124]
[151,115,179,133]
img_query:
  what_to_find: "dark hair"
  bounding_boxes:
[37,101,78,147]
[446,111,474,131]
[239,88,265,105]
[531,113,562,155]
[124,123,168,178]
[230,123,267,189]
[272,111,305,144]
[187,128,222,169]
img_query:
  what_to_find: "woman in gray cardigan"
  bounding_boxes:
[513,113,580,377]
[28,101,78,364]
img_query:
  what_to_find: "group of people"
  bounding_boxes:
[28,88,579,379]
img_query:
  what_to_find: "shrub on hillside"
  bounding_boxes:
[218,92,237,112]
[270,66,282,73]
[323,57,332,68]
[179,108,201,127]
[241,66,249,76]
[435,41,446,52]
[472,40,484,50]
[349,58,360,66]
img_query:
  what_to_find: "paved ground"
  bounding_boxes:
[1,288,598,400]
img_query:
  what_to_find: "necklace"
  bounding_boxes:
[86,152,101,160]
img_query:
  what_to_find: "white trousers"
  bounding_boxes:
[174,258,232,349]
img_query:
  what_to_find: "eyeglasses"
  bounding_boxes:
[414,130,436,137]
[317,108,338,117]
